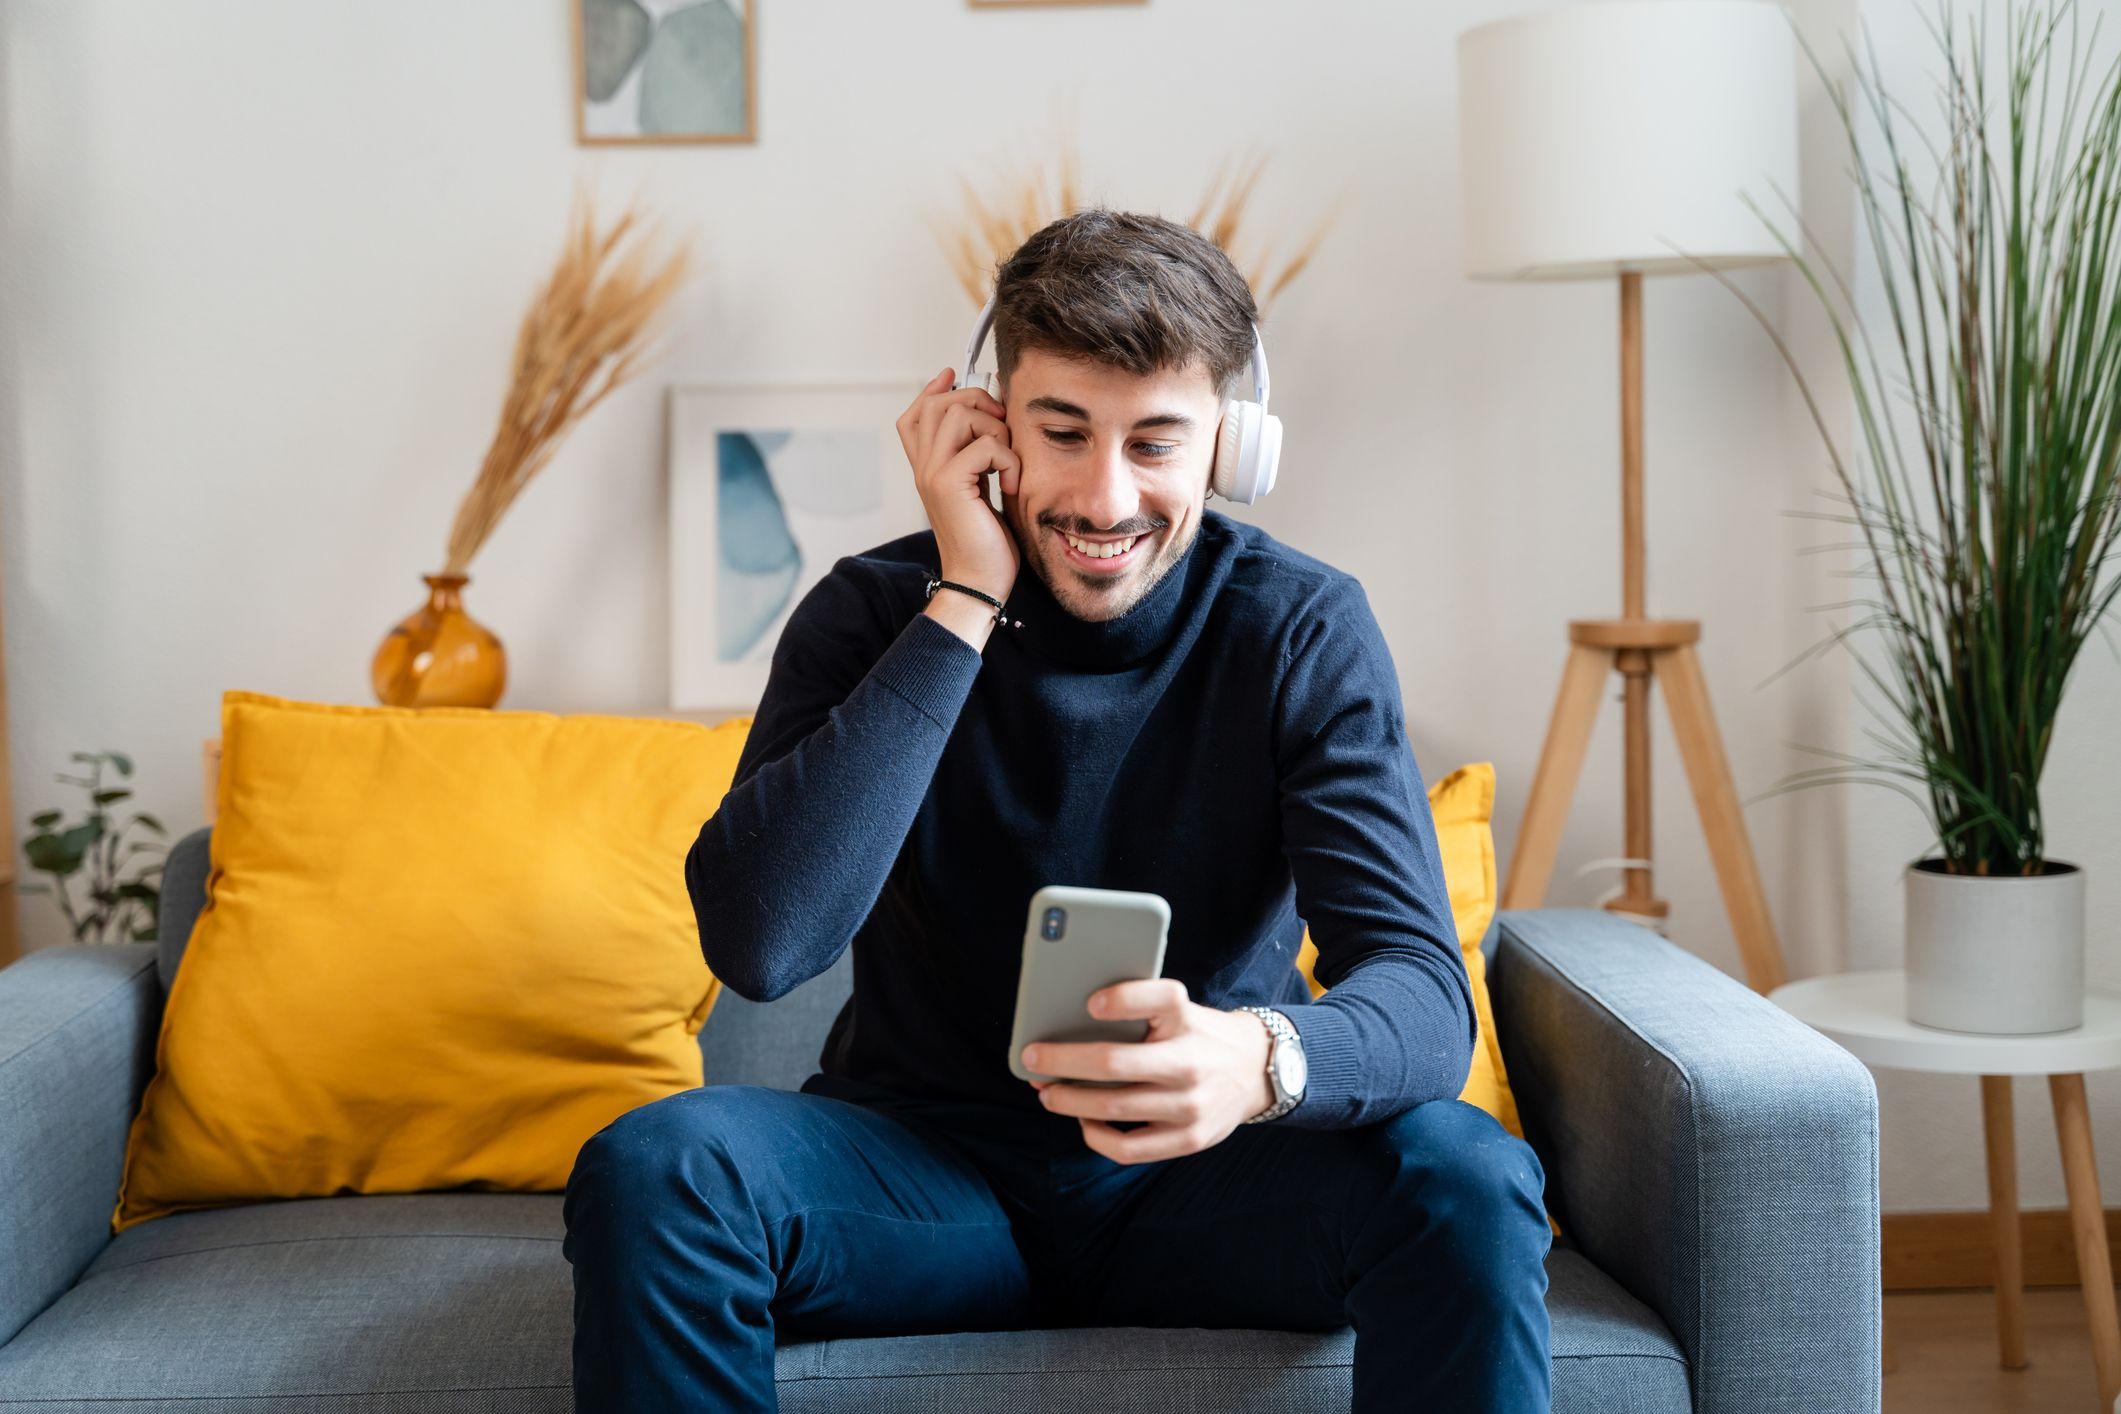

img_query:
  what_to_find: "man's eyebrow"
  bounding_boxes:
[1024,395,1196,432]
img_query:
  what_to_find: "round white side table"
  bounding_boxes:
[1772,969,2121,1412]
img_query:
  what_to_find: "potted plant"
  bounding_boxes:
[20,750,167,945]
[1709,0,2121,1033]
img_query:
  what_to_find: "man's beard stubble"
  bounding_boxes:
[1008,504,1194,625]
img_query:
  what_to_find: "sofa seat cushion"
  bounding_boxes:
[0,1193,1687,1412]
[0,1193,572,1412]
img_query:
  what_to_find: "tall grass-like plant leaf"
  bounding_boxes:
[1696,0,2121,876]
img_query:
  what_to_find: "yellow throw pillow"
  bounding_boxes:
[1296,761,1556,1235]
[112,690,748,1234]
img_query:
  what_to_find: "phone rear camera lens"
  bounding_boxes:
[1041,906,1066,941]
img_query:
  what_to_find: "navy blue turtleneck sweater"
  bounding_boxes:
[684,509,1475,1131]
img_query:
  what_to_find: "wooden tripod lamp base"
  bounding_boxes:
[1500,616,1788,995]
[1456,0,1803,1004]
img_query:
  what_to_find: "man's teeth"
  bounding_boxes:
[1064,532,1140,560]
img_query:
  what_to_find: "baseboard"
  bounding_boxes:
[1884,1207,2121,1290]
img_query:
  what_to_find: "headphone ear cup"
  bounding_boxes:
[1254,412,1282,499]
[1214,399,1275,505]
[1212,398,1244,501]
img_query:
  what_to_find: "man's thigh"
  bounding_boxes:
[563,1073,1049,1340]
[1056,1097,1548,1330]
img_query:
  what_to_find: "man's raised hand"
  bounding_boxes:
[897,368,1022,606]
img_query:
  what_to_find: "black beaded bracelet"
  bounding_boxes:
[924,576,1022,629]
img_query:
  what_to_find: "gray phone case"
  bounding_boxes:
[1007,884,1171,1087]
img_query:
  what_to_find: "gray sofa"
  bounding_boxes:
[0,825,1881,1411]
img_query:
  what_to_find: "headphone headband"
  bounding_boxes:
[959,292,1269,408]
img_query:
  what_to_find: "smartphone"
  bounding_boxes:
[1007,885,1171,1087]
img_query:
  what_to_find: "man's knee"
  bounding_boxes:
[565,1085,774,1238]
[1355,1100,1551,1291]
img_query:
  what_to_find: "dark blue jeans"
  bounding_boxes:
[562,1070,1552,1411]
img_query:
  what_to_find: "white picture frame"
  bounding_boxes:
[669,381,932,711]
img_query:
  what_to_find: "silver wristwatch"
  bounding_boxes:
[1237,1006,1306,1124]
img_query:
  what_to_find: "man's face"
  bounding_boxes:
[997,348,1224,623]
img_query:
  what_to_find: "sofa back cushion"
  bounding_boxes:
[113,691,745,1233]
[158,820,848,1094]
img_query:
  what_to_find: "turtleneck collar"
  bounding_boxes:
[995,512,1229,671]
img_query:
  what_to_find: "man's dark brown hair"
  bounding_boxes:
[991,208,1259,399]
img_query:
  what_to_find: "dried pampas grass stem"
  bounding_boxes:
[441,187,693,577]
[933,126,1343,316]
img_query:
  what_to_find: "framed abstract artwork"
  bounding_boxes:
[576,0,756,145]
[669,382,932,711]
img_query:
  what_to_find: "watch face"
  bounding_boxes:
[1274,1041,1306,1096]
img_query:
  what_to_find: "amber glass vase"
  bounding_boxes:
[370,573,507,708]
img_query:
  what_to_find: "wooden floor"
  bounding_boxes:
[1887,1286,2116,1411]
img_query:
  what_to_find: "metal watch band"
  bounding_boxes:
[924,576,1022,630]
[1237,1005,1303,1124]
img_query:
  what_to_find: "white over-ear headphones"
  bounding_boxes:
[955,292,1283,505]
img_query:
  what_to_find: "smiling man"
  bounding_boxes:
[1004,360,1209,618]
[562,209,1555,1412]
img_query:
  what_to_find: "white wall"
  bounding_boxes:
[3,0,2107,1212]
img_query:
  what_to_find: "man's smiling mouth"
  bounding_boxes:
[1057,528,1149,571]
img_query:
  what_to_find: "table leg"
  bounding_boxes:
[1982,1074,2028,1368]
[2050,1072,2121,1408]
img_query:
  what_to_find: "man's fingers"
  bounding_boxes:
[1039,1081,1198,1125]
[1023,1036,1180,1083]
[1087,978,1190,1021]
[939,407,1007,456]
[934,402,982,450]
[1079,1116,1203,1165]
[919,385,985,427]
[899,369,954,436]
[917,387,1007,453]
[900,373,1010,487]
[942,435,1019,493]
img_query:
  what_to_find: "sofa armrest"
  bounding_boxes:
[1490,909,1881,1412]
[0,943,161,1345]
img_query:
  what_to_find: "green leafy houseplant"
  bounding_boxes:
[1707,0,2121,878]
[21,750,168,944]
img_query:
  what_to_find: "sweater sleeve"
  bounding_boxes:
[1265,576,1477,1130]
[685,565,984,1002]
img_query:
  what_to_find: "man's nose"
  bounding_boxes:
[1077,443,1141,529]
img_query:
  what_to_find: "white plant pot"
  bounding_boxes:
[1904,858,2086,1034]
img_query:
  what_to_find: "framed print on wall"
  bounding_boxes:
[577,0,756,145]
[670,382,932,711]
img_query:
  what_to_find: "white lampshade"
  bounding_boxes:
[1457,1,1800,281]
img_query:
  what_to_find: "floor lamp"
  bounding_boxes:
[1456,1,1799,994]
